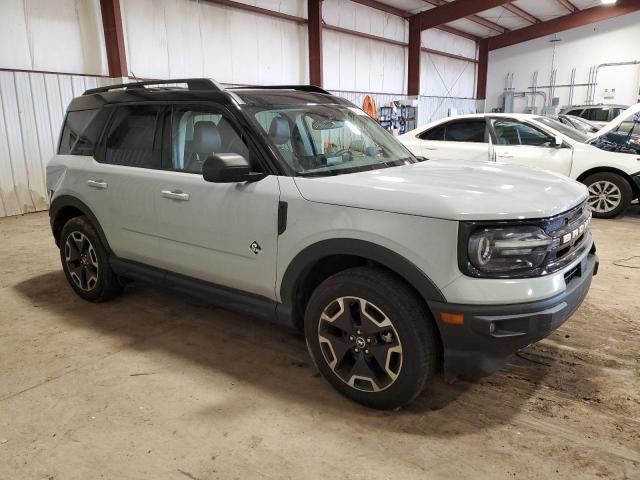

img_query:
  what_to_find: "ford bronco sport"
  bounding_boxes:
[47,79,598,409]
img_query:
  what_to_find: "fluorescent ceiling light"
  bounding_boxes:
[601,0,617,4]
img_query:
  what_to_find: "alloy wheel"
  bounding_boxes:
[64,231,99,291]
[588,180,621,214]
[317,296,403,392]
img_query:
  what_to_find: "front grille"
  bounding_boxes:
[543,201,592,274]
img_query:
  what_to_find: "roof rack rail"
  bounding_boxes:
[231,85,331,95]
[83,78,225,96]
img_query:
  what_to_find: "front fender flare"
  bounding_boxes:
[277,238,446,326]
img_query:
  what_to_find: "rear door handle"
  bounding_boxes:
[422,143,438,150]
[87,179,108,189]
[161,190,190,201]
[496,152,513,158]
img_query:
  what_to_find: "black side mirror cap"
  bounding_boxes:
[202,154,265,183]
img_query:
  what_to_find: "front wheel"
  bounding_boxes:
[304,267,439,410]
[584,172,632,219]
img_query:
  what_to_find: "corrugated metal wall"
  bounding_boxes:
[0,71,117,218]
[331,90,479,126]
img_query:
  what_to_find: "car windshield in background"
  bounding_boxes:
[535,117,590,143]
[248,105,418,177]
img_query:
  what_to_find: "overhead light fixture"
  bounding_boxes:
[601,0,617,4]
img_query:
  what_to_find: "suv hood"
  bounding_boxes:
[589,103,640,140]
[293,160,587,221]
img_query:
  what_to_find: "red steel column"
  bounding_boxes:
[308,0,323,87]
[100,0,128,78]
[476,38,488,100]
[407,16,421,96]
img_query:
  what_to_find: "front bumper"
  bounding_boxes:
[428,253,598,381]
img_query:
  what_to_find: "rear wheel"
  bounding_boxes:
[584,172,632,219]
[59,216,122,302]
[304,267,438,410]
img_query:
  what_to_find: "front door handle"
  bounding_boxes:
[87,179,108,189]
[161,190,190,201]
[496,151,513,158]
[422,144,438,150]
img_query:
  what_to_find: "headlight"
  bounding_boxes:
[465,226,558,277]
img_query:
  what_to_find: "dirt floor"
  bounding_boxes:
[0,208,639,480]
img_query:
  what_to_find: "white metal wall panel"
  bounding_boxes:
[417,96,480,125]
[421,52,476,99]
[323,30,406,94]
[121,0,308,84]
[324,0,408,43]
[233,0,307,18]
[0,71,116,218]
[0,0,108,76]
[422,29,477,60]
[486,11,640,111]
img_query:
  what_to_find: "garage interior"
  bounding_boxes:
[1,0,640,479]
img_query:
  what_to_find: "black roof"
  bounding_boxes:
[68,78,351,111]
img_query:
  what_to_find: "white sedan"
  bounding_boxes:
[399,106,640,218]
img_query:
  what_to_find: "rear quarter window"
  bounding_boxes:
[418,125,445,140]
[58,108,110,156]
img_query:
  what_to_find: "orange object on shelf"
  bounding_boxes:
[362,95,378,120]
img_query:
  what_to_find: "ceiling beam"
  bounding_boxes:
[435,24,479,41]
[349,0,409,18]
[349,0,480,40]
[201,0,306,23]
[503,3,540,24]
[556,0,578,13]
[413,0,513,31]
[488,0,640,50]
[420,0,507,33]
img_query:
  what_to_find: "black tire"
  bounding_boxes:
[304,267,439,410]
[583,172,633,219]
[59,216,122,302]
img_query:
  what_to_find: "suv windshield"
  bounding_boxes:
[247,105,418,177]
[535,116,590,143]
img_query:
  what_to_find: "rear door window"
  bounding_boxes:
[443,120,486,143]
[611,107,626,119]
[418,125,445,140]
[583,108,610,122]
[99,105,162,168]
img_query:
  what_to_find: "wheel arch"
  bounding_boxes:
[278,239,446,333]
[576,167,639,198]
[50,195,113,253]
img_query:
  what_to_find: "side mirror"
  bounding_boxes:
[633,113,640,123]
[554,135,563,148]
[202,154,263,183]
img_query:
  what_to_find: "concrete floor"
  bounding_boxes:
[0,209,639,480]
